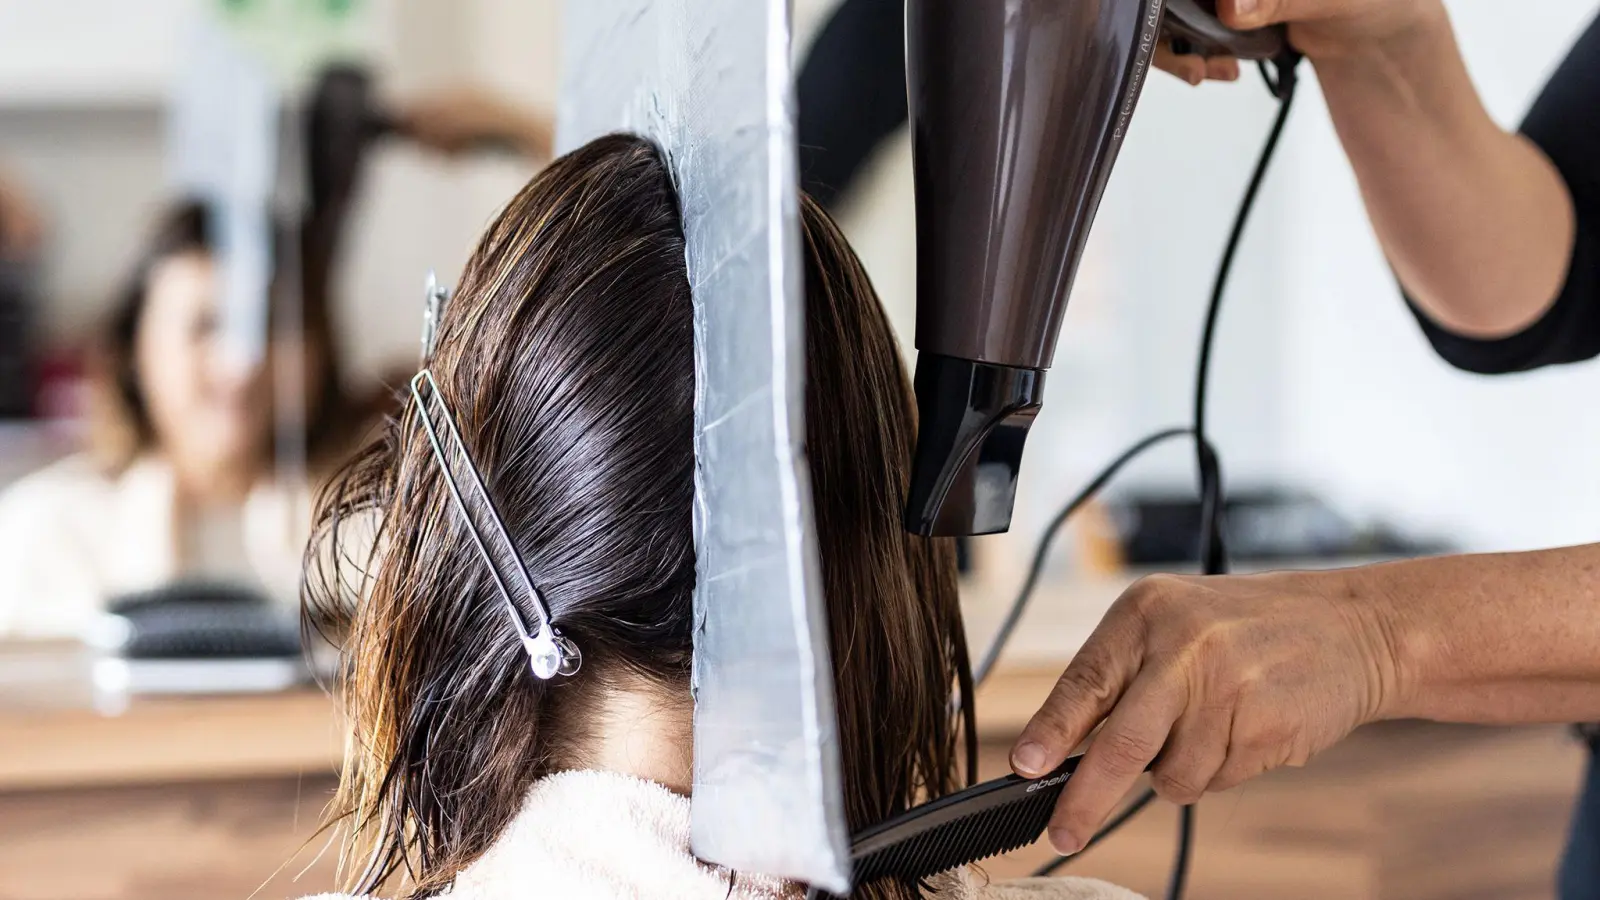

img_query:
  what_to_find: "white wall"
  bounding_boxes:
[0,105,168,336]
[332,0,561,382]
[829,1,1600,563]
[0,0,556,387]
[0,0,194,106]
[6,0,1596,555]
[1281,2,1599,552]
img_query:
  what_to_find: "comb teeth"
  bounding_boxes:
[812,757,1083,898]
[853,780,1060,884]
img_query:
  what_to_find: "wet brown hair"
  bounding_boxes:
[307,133,973,898]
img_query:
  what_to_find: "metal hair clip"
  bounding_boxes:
[420,271,451,362]
[409,369,581,680]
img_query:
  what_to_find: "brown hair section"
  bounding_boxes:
[306,133,972,898]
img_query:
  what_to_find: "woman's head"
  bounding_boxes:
[93,201,339,490]
[309,134,969,896]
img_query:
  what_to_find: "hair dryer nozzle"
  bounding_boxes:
[905,355,1044,537]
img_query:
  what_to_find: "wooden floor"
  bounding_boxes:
[0,776,343,900]
[0,722,1586,900]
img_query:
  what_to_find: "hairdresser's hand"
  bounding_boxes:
[398,87,553,162]
[1154,45,1242,86]
[0,168,43,260]
[1154,0,1446,84]
[1010,568,1398,855]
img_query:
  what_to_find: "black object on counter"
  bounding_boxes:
[100,581,301,659]
[0,259,36,419]
[1110,488,1453,566]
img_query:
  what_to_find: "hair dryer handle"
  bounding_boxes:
[1162,0,1288,60]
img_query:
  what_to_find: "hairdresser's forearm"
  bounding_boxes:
[505,113,553,162]
[1356,544,1600,725]
[1022,544,1600,848]
[1312,13,1575,338]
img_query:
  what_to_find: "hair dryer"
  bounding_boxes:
[903,0,1290,536]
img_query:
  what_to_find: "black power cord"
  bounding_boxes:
[971,426,1199,685]
[975,55,1302,896]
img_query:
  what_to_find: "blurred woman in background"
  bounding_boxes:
[0,200,370,636]
[0,85,554,639]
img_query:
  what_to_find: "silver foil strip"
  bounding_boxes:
[559,0,848,891]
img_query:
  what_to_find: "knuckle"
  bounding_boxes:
[1151,767,1206,806]
[1214,670,1261,715]
[1213,754,1269,792]
[1236,719,1285,753]
[1232,657,1269,691]
[1169,623,1220,673]
[1125,574,1178,617]
[1135,572,1183,595]
[1282,739,1316,769]
[1023,706,1076,750]
[1190,614,1233,652]
[1096,729,1160,775]
[1208,767,1248,793]
[1057,659,1119,709]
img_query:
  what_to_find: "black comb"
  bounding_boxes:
[808,755,1084,898]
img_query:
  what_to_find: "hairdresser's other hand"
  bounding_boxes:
[1153,45,1242,86]
[397,87,553,162]
[0,168,44,260]
[1154,0,1445,85]
[1010,569,1398,855]
[1221,0,1443,61]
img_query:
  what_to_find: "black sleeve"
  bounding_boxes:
[1408,15,1600,374]
[795,0,908,209]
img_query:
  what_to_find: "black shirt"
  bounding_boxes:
[1408,15,1600,374]
[795,0,906,209]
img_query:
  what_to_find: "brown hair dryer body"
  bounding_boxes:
[903,0,1286,537]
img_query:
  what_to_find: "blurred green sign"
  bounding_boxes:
[208,0,372,85]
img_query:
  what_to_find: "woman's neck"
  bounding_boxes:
[586,683,694,795]
[169,453,261,507]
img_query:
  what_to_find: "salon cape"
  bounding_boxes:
[0,454,307,638]
[301,769,1146,900]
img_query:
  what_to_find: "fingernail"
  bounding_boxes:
[1234,0,1258,20]
[1012,741,1048,775]
[1049,828,1083,856]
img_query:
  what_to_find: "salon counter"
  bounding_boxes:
[0,638,1049,787]
[0,555,1393,785]
[0,556,1392,788]
[0,564,1124,792]
[0,641,340,791]
[0,641,343,900]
